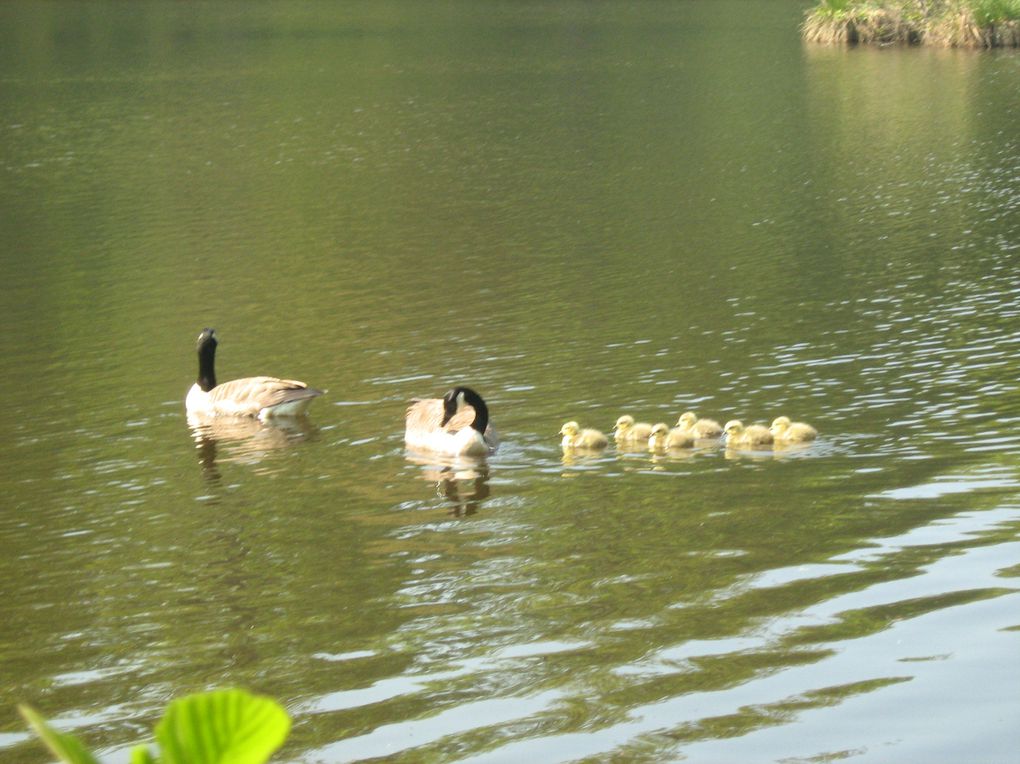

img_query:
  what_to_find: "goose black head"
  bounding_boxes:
[197,328,217,352]
[440,386,488,433]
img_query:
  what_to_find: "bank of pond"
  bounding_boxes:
[803,0,1020,46]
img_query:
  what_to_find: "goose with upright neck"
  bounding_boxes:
[185,328,323,420]
[404,386,499,457]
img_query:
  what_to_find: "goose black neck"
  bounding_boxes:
[460,387,489,434]
[197,331,217,392]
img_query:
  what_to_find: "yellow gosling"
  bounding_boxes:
[675,411,723,439]
[770,416,818,443]
[614,414,653,443]
[560,421,608,449]
[650,422,697,450]
[648,423,670,451]
[723,420,774,448]
[666,425,696,449]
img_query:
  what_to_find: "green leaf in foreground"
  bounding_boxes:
[18,705,101,764]
[155,689,290,764]
[130,743,158,764]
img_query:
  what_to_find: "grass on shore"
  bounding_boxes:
[803,0,1020,46]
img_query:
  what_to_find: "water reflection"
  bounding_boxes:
[771,441,816,459]
[648,447,699,464]
[723,445,777,462]
[560,445,612,466]
[404,453,492,516]
[614,440,653,456]
[187,413,318,479]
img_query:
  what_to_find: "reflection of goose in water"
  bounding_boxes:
[186,328,323,420]
[406,454,492,516]
[723,420,774,448]
[434,467,491,517]
[560,421,608,449]
[675,411,723,439]
[404,386,499,457]
[770,416,818,443]
[188,413,317,474]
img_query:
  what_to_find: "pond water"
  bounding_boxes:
[1,2,1019,762]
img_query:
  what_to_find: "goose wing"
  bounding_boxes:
[208,376,321,416]
[405,397,443,437]
[405,398,478,435]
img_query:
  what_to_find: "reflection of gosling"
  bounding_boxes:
[723,420,773,448]
[649,422,695,450]
[675,411,723,439]
[770,416,817,443]
[560,421,608,449]
[614,415,653,442]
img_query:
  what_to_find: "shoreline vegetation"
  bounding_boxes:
[803,0,1020,46]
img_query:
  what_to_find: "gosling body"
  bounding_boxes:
[614,415,654,443]
[723,420,774,448]
[675,411,723,439]
[770,416,818,443]
[560,421,608,449]
[649,423,695,450]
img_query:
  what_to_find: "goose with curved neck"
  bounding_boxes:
[405,386,499,457]
[185,328,323,420]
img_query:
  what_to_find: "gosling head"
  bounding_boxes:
[677,411,697,428]
[723,420,745,437]
[649,422,670,448]
[560,421,580,437]
[770,416,791,435]
[614,415,635,433]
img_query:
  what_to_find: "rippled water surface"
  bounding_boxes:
[2,2,1019,762]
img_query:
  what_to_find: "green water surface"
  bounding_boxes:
[1,2,1019,762]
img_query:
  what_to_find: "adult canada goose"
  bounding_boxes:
[404,386,499,457]
[770,416,818,443]
[560,421,608,449]
[723,420,774,448]
[675,411,723,439]
[649,423,695,450]
[185,328,323,420]
[614,415,653,443]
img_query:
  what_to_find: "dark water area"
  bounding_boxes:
[1,2,1019,762]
